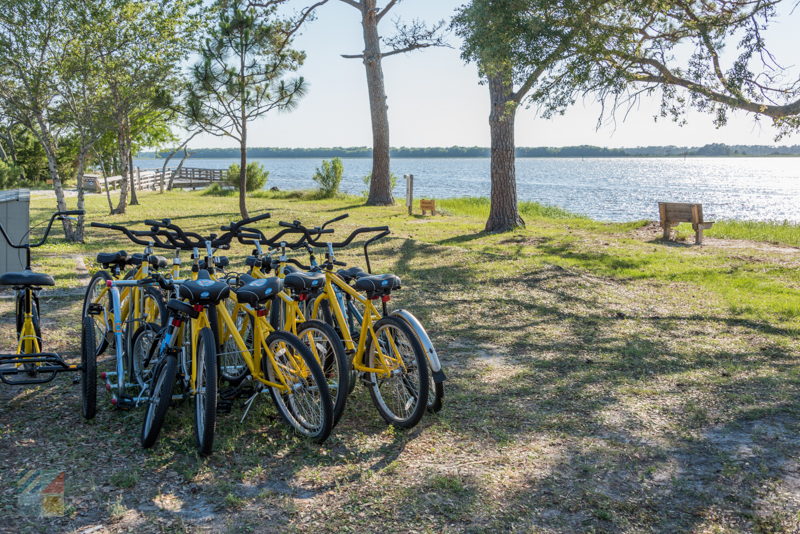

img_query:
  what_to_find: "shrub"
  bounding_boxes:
[0,160,21,189]
[312,157,344,198]
[362,171,398,197]
[225,162,268,192]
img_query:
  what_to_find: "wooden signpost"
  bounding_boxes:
[404,174,414,215]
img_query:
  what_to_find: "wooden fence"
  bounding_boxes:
[82,167,226,193]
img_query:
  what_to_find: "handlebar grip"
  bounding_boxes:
[330,214,348,223]
[278,221,295,229]
[239,212,271,226]
[144,219,162,227]
[90,222,112,229]
[60,210,85,216]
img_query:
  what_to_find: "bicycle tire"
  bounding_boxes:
[82,270,112,356]
[193,327,217,456]
[81,316,97,420]
[365,316,429,429]
[219,303,250,385]
[313,295,357,396]
[130,322,161,389]
[297,320,350,426]
[264,331,333,443]
[141,354,178,448]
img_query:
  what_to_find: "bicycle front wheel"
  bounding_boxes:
[264,331,333,443]
[365,317,429,428]
[141,354,178,449]
[297,320,349,426]
[81,316,97,420]
[193,327,217,456]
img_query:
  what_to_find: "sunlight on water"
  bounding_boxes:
[134,157,800,223]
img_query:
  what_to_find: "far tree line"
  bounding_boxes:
[143,144,800,159]
[1,0,799,239]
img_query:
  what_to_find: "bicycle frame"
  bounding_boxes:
[17,288,40,355]
[212,298,300,393]
[101,278,156,406]
[311,273,405,378]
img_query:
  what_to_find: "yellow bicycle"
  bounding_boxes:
[0,210,85,386]
[139,217,333,454]
[279,221,431,428]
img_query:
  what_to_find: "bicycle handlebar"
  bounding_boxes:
[306,225,390,248]
[90,222,155,247]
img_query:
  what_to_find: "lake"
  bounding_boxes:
[133,157,800,223]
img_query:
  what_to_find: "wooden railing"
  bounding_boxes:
[82,167,226,193]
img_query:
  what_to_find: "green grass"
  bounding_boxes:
[705,219,800,247]
[5,188,800,533]
[437,196,585,220]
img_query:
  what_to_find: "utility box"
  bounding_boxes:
[0,189,30,274]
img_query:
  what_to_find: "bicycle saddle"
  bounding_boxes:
[0,270,55,287]
[283,271,325,291]
[96,250,128,266]
[178,270,230,305]
[234,277,283,305]
[354,273,401,293]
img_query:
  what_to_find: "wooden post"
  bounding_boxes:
[658,203,670,240]
[405,174,414,216]
[136,167,141,191]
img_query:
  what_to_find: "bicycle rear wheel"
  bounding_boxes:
[365,317,429,428]
[297,320,349,426]
[264,331,332,443]
[81,316,97,420]
[130,322,160,389]
[193,327,217,456]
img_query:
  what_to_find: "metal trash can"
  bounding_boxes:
[0,189,30,274]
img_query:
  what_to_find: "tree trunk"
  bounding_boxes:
[361,1,393,206]
[171,147,190,190]
[97,155,114,214]
[74,146,88,243]
[485,74,524,233]
[128,129,139,205]
[238,135,249,219]
[113,127,129,214]
[34,114,76,240]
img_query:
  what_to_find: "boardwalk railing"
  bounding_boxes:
[82,167,226,193]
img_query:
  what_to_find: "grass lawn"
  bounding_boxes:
[2,189,800,533]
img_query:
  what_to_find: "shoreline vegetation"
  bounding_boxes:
[140,143,800,159]
[195,187,800,248]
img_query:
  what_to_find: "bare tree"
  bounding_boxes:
[251,0,446,206]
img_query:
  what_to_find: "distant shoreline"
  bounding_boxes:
[138,143,800,159]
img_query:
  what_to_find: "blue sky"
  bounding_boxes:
[187,0,800,149]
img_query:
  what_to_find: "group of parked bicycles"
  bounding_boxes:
[0,210,444,456]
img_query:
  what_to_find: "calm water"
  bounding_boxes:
[134,157,800,223]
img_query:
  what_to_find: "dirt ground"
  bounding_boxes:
[2,230,800,533]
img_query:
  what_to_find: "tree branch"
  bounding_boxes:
[376,0,400,22]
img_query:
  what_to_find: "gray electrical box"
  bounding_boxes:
[0,189,30,274]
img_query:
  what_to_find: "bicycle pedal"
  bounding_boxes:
[114,396,136,410]
[237,386,255,398]
[217,400,233,414]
